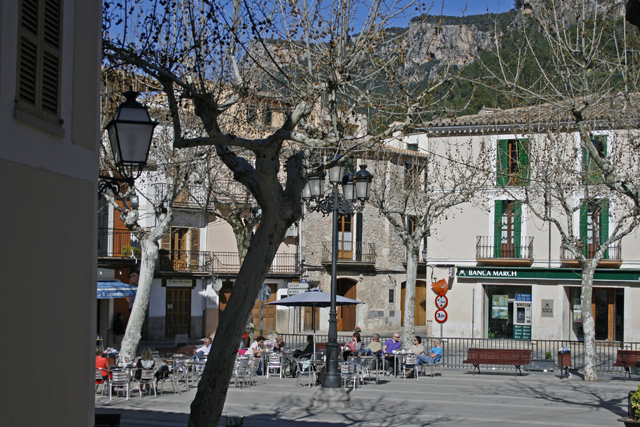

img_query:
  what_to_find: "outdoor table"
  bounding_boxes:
[356,355,379,383]
[393,352,410,377]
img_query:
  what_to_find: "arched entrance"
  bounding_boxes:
[337,278,357,331]
[401,280,427,326]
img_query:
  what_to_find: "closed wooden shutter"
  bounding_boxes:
[496,140,509,186]
[600,200,609,259]
[518,139,530,186]
[514,201,522,258]
[493,201,503,257]
[17,0,61,123]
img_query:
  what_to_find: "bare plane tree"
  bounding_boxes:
[369,137,491,348]
[102,0,458,424]
[473,0,640,381]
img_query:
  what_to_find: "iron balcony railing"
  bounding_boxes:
[98,228,140,258]
[152,181,255,210]
[476,236,534,259]
[156,250,213,274]
[321,242,376,264]
[560,241,621,261]
[279,333,639,373]
[211,252,299,274]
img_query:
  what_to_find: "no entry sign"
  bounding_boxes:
[435,309,448,324]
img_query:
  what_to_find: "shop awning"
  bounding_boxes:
[97,281,137,299]
[456,266,640,282]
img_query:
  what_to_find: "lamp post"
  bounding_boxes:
[304,156,373,408]
[99,89,157,196]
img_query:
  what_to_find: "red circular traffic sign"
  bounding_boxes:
[435,309,448,324]
[435,294,448,309]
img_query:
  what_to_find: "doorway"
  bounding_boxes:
[166,287,191,337]
[337,278,357,331]
[401,281,427,326]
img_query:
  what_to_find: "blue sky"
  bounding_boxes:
[385,0,514,28]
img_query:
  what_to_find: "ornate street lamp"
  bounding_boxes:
[306,156,373,408]
[99,89,157,196]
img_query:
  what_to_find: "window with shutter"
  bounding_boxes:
[16,0,62,126]
[496,139,530,186]
[580,199,609,259]
[582,135,607,184]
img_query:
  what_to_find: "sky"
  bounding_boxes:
[385,0,514,28]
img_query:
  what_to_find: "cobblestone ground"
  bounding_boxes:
[96,369,636,426]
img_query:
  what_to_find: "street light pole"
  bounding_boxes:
[304,158,373,407]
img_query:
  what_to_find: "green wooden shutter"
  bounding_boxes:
[580,201,588,257]
[494,201,503,257]
[583,135,608,184]
[355,212,363,261]
[518,139,530,186]
[497,140,509,186]
[514,201,522,258]
[600,199,609,259]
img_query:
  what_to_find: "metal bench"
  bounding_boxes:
[612,350,640,380]
[463,348,532,376]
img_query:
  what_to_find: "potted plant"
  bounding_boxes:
[618,385,640,426]
[354,326,362,333]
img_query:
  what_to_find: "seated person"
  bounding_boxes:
[362,333,382,356]
[272,336,285,352]
[383,333,402,376]
[134,347,156,381]
[403,336,425,376]
[193,337,212,359]
[416,339,442,366]
[293,335,314,358]
[343,332,361,360]
[245,336,266,360]
[95,346,110,383]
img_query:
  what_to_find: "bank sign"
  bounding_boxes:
[457,269,517,278]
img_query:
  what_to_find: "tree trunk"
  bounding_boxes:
[119,238,159,362]
[188,208,292,427]
[580,263,598,381]
[401,246,419,351]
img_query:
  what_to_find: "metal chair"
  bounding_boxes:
[295,357,316,388]
[95,368,109,395]
[420,360,441,378]
[233,358,250,389]
[403,354,419,379]
[134,369,157,398]
[157,366,182,395]
[267,352,283,379]
[340,361,362,390]
[109,369,131,400]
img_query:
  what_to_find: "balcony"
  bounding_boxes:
[560,242,622,268]
[98,228,140,264]
[152,180,254,211]
[210,252,299,275]
[156,250,213,275]
[476,236,534,266]
[321,242,376,269]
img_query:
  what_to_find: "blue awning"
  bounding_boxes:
[97,281,138,299]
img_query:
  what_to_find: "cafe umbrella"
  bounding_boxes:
[266,288,363,357]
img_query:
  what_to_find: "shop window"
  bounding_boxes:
[485,285,532,339]
[570,287,623,342]
[497,138,530,186]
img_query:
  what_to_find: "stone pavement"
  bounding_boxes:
[96,369,636,426]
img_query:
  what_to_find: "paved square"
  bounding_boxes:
[96,370,633,426]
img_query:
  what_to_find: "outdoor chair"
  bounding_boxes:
[95,368,110,396]
[267,352,282,379]
[134,368,157,398]
[233,358,249,389]
[109,369,131,400]
[157,366,182,396]
[295,357,316,388]
[340,361,362,390]
[420,360,441,378]
[247,359,261,386]
[403,354,419,379]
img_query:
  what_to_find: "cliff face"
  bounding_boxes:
[402,19,492,70]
